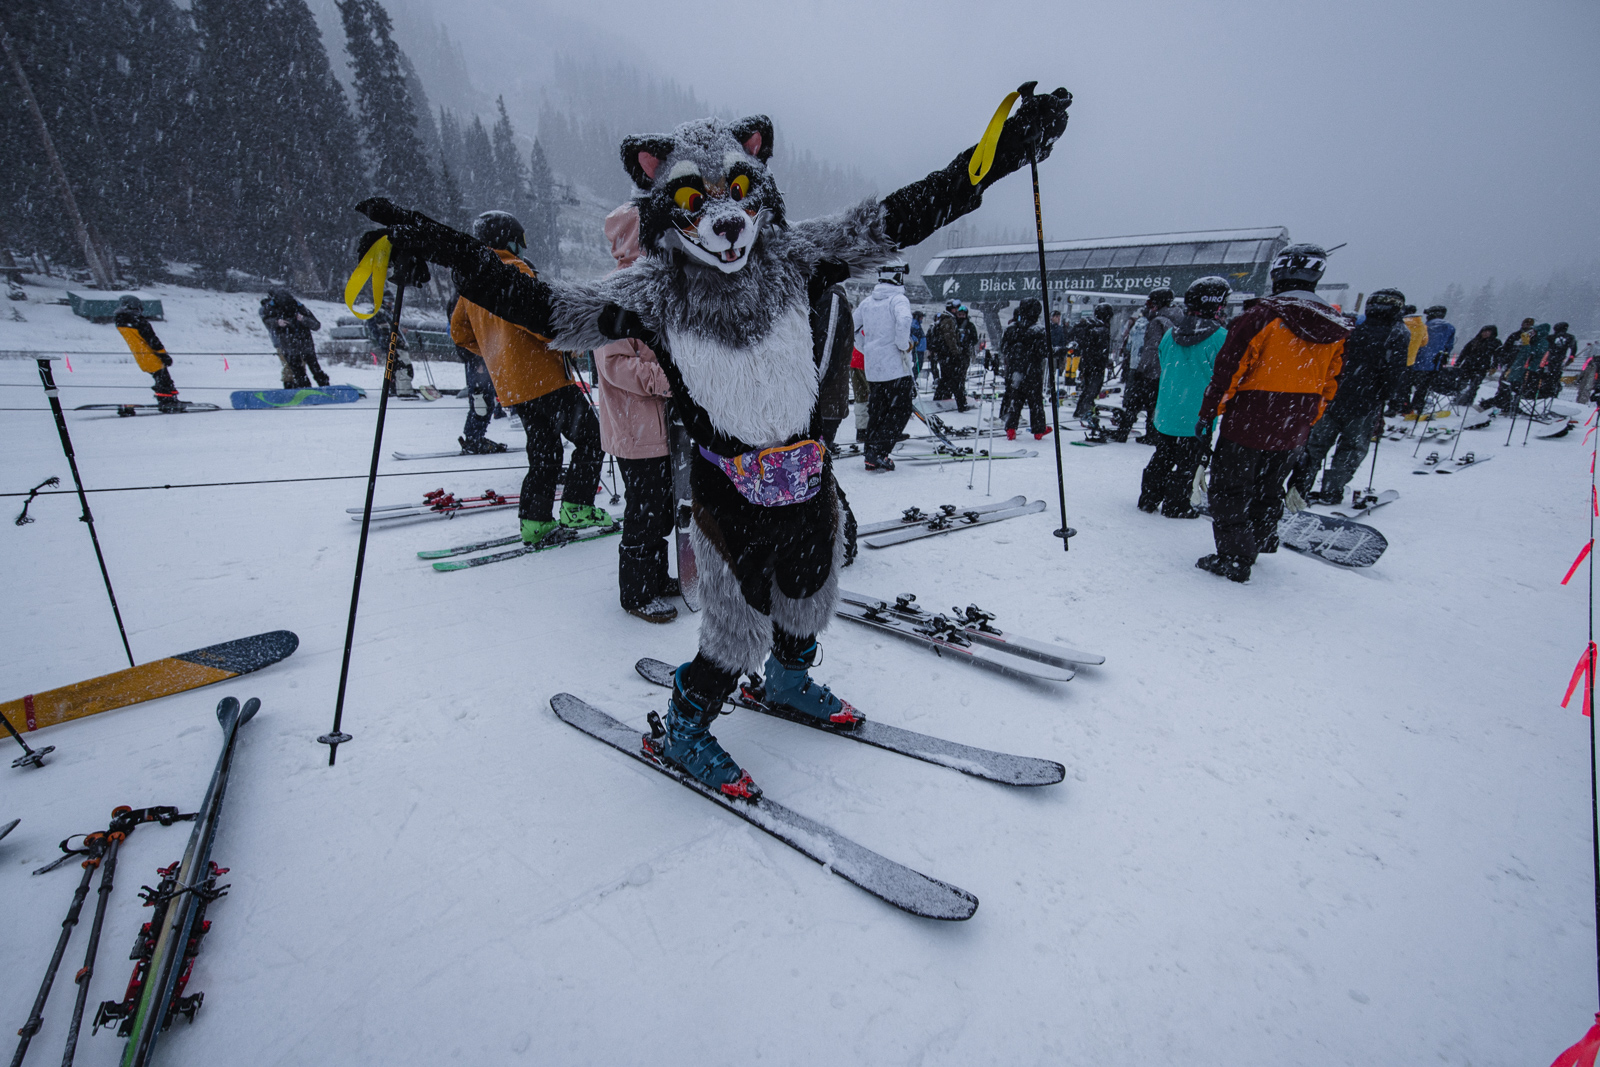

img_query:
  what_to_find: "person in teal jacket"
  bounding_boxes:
[1139,277,1230,517]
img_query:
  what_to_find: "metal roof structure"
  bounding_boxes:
[922,227,1291,306]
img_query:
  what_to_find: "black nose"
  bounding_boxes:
[712,216,744,243]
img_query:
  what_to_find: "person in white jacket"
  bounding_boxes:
[856,263,915,471]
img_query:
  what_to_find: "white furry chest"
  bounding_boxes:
[666,304,818,445]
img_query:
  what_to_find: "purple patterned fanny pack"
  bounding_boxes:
[700,439,825,507]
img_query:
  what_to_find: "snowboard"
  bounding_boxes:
[837,591,1104,667]
[550,693,978,920]
[74,402,220,417]
[1276,510,1388,568]
[864,500,1046,549]
[1,631,297,733]
[634,659,1064,786]
[230,384,364,409]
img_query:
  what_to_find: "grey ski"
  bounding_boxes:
[833,601,1074,681]
[859,495,1025,537]
[1433,452,1494,473]
[864,500,1047,548]
[634,658,1065,786]
[1329,489,1399,519]
[432,524,621,570]
[837,590,1105,667]
[549,693,979,920]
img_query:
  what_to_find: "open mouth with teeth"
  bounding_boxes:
[673,219,759,273]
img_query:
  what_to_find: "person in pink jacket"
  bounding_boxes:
[594,203,679,623]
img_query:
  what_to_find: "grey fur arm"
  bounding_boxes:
[785,199,898,276]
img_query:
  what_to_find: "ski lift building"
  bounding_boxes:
[921,227,1291,308]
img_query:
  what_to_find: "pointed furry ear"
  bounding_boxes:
[730,116,773,163]
[621,136,676,190]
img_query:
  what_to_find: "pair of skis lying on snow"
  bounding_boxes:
[555,646,1087,921]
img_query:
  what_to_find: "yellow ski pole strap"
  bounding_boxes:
[968,91,1020,187]
[344,236,392,320]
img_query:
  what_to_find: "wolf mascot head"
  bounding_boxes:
[622,117,783,274]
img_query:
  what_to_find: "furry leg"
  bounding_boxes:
[689,518,773,676]
[768,500,844,640]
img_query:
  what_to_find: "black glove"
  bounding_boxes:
[355,198,480,274]
[1195,417,1213,441]
[982,82,1072,189]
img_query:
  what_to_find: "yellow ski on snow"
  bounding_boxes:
[1,631,298,733]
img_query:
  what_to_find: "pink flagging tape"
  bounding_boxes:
[1562,540,1594,586]
[1561,643,1597,718]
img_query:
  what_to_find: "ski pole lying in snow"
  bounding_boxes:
[321,237,428,765]
[34,359,135,668]
[0,706,53,769]
[11,833,105,1067]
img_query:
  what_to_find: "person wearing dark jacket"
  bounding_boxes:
[1116,288,1179,442]
[1287,288,1407,505]
[113,295,183,411]
[259,289,331,389]
[447,293,508,454]
[1195,244,1349,582]
[1453,325,1501,406]
[929,304,979,410]
[1000,298,1052,440]
[1139,277,1229,517]
[1546,322,1578,396]
[1070,303,1114,420]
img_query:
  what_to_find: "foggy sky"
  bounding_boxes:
[417,0,1597,305]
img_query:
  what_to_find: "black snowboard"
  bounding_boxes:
[1277,510,1388,568]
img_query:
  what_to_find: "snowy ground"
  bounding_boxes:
[2,281,1596,1065]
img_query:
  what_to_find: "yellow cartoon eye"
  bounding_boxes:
[674,187,703,213]
[729,175,751,201]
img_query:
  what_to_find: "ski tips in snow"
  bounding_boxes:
[217,695,261,729]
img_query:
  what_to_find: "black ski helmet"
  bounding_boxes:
[1148,287,1175,309]
[877,262,909,286]
[1184,276,1231,315]
[116,294,143,313]
[1402,304,1417,316]
[1556,322,1570,332]
[1015,298,1042,325]
[1093,303,1115,323]
[1366,288,1406,314]
[1424,305,1447,319]
[1269,243,1328,288]
[472,211,527,254]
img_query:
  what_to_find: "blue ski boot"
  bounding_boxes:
[644,663,760,800]
[760,643,862,727]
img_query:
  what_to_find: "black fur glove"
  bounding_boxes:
[981,82,1072,190]
[355,198,483,274]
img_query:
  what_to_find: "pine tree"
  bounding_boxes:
[338,0,437,212]
[460,115,495,214]
[525,139,561,275]
[490,96,529,215]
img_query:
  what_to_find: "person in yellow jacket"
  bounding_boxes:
[1388,303,1429,416]
[450,211,612,545]
[113,295,183,412]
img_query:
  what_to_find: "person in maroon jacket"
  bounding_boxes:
[1193,244,1350,582]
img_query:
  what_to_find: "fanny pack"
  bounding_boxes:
[700,439,824,507]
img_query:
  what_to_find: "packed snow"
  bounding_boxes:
[1,279,1594,1065]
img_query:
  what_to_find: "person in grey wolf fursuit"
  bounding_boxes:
[357,83,1072,799]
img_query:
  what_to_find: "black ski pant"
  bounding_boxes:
[513,384,602,522]
[1116,374,1158,439]
[149,367,178,400]
[278,347,330,389]
[1288,405,1379,501]
[1407,369,1442,416]
[865,376,916,463]
[1454,372,1488,407]
[617,455,674,610]
[461,354,497,442]
[1208,437,1294,566]
[1003,365,1047,435]
[1073,364,1106,420]
[934,353,969,408]
[1139,432,1205,515]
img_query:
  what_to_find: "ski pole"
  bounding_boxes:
[967,359,989,491]
[11,833,106,1067]
[1025,135,1070,549]
[34,359,134,668]
[61,809,133,1067]
[1504,378,1523,447]
[321,256,423,765]
[0,707,53,769]
[1411,389,1443,459]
